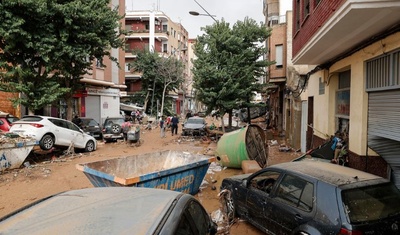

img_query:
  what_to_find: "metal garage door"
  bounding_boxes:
[368,89,400,187]
[85,96,101,124]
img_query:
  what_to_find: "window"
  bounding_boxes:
[186,201,209,235]
[96,59,103,68]
[295,0,301,31]
[366,49,400,91]
[125,63,131,72]
[249,171,280,194]
[275,44,283,68]
[162,43,168,53]
[336,70,350,133]
[162,24,167,32]
[175,215,194,235]
[342,183,400,223]
[319,77,325,95]
[276,174,314,211]
[175,200,210,235]
[303,0,310,18]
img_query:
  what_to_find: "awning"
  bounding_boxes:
[120,103,144,111]
[80,78,115,87]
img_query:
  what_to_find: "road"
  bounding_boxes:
[0,118,301,234]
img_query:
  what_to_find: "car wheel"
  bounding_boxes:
[84,140,95,152]
[39,134,54,150]
[219,188,236,223]
[111,124,121,134]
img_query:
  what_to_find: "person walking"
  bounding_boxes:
[160,116,166,138]
[171,114,179,136]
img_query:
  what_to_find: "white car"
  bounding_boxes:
[9,115,97,152]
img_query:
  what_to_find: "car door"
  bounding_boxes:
[244,170,281,232]
[48,119,69,146]
[64,120,86,148]
[266,174,316,234]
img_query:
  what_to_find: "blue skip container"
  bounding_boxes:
[76,150,215,195]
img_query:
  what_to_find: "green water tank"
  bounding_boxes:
[216,124,268,169]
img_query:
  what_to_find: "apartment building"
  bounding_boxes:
[264,0,308,150]
[292,0,400,185]
[0,0,126,125]
[124,10,189,116]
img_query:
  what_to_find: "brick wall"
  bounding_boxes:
[0,92,18,116]
[292,0,345,58]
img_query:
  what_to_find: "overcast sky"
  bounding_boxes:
[126,0,292,38]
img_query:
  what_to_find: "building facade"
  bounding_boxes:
[124,10,189,117]
[264,0,308,150]
[292,0,400,186]
[1,0,126,126]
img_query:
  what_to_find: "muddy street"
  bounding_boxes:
[0,119,302,234]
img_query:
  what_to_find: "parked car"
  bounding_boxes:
[220,161,400,235]
[9,115,96,152]
[0,111,19,132]
[80,117,102,140]
[0,187,218,235]
[182,117,207,136]
[102,117,125,142]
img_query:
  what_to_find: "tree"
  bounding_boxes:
[0,0,125,119]
[156,56,184,119]
[130,50,184,118]
[192,17,273,129]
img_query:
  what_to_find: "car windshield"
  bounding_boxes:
[19,116,43,122]
[82,119,98,126]
[342,183,400,223]
[187,119,204,124]
[6,116,19,123]
[105,118,124,126]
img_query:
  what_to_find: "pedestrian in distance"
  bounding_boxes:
[171,114,179,136]
[160,116,166,138]
[185,111,192,120]
[72,115,82,128]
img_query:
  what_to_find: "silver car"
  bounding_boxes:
[182,117,207,136]
[0,187,217,234]
[9,115,96,152]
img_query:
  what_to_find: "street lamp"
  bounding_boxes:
[189,11,217,18]
[189,0,218,23]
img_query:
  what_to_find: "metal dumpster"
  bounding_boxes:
[0,138,37,171]
[76,150,216,195]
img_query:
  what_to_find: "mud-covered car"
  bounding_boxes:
[182,117,207,136]
[80,117,102,140]
[102,117,124,142]
[220,161,400,235]
[0,187,217,235]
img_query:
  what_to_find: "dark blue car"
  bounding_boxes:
[220,161,400,235]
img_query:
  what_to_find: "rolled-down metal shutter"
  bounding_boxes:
[368,89,400,187]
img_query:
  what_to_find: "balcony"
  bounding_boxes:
[125,29,169,41]
[293,0,400,65]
